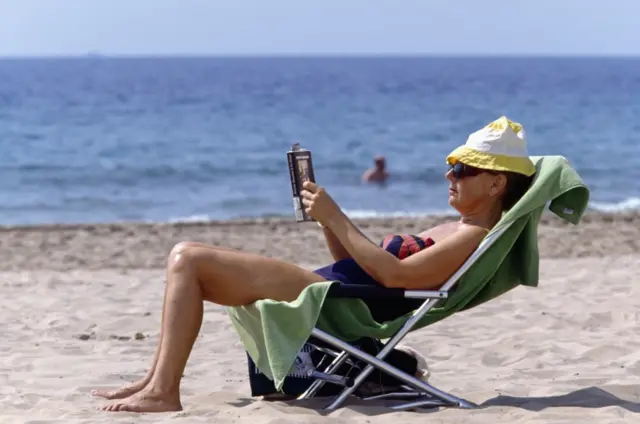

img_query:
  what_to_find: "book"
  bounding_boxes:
[287,142,316,222]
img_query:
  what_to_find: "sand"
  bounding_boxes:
[1,211,639,423]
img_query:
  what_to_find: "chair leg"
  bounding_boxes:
[297,350,350,400]
[309,328,477,411]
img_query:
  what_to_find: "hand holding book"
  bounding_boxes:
[299,181,342,228]
[287,142,343,227]
[286,143,316,222]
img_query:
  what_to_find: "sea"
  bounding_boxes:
[0,56,638,226]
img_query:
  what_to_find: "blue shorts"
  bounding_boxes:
[314,258,423,322]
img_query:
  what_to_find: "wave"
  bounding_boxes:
[165,208,456,223]
[167,214,214,223]
[165,199,640,224]
[588,197,640,213]
[341,208,455,218]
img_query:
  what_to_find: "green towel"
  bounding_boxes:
[227,155,589,390]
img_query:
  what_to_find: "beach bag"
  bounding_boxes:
[246,336,419,397]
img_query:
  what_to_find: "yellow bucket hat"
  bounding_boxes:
[446,116,536,177]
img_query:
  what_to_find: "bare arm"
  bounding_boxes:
[321,226,352,262]
[325,212,486,289]
[299,181,485,289]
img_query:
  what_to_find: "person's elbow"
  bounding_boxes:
[378,263,440,290]
[371,257,403,288]
[376,265,417,289]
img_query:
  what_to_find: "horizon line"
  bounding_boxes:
[1,52,640,60]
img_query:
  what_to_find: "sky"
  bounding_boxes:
[1,0,639,56]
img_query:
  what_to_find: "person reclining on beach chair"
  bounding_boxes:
[92,116,565,413]
[231,125,588,411]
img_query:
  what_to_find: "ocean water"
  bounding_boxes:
[0,56,638,226]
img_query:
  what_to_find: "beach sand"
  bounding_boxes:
[1,212,639,423]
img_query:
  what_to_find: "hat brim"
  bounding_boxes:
[446,146,536,177]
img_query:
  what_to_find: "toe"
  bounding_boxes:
[114,403,128,412]
[118,401,150,413]
[92,389,115,399]
[118,404,133,412]
[102,403,120,412]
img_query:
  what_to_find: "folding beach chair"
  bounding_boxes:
[228,155,590,412]
[295,223,513,411]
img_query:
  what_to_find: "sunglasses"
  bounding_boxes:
[448,162,496,179]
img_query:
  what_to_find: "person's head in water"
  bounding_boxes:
[445,116,536,218]
[362,155,390,183]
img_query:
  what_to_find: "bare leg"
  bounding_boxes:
[92,244,238,400]
[91,295,166,399]
[101,242,326,413]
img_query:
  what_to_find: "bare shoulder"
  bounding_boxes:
[417,221,459,241]
[454,223,490,244]
[393,221,489,289]
[419,221,487,247]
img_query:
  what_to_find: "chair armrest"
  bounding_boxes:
[326,283,448,300]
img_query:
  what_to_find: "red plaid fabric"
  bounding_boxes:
[379,234,435,260]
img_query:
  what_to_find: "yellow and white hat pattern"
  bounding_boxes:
[446,116,536,177]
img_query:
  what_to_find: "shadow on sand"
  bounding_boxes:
[227,385,640,416]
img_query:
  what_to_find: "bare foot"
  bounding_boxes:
[100,388,182,413]
[91,379,149,400]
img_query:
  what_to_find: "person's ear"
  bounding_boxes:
[489,174,507,197]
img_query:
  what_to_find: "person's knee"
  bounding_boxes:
[167,241,201,273]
